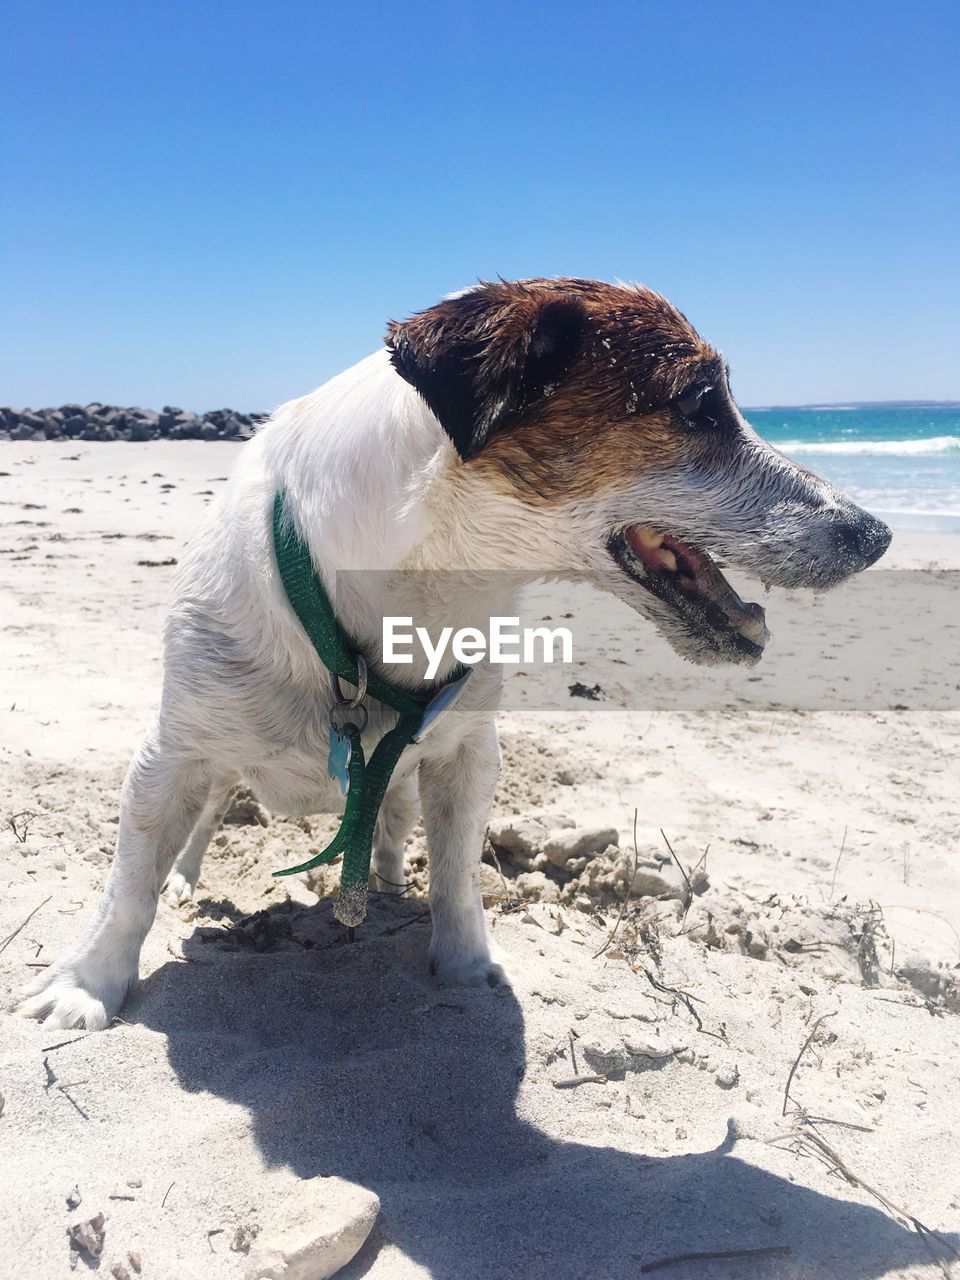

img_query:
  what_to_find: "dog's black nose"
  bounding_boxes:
[837,510,892,569]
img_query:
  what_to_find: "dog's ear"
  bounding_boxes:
[385,282,587,460]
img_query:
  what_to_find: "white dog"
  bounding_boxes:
[20,278,891,1030]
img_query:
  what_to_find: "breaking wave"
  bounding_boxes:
[777,435,960,456]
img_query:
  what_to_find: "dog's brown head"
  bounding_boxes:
[386,278,891,666]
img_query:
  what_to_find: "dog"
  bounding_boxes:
[19,278,891,1030]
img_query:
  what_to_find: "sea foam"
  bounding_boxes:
[779,435,960,456]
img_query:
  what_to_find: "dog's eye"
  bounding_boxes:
[676,386,710,418]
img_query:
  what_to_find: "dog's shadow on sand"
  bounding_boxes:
[132,897,956,1280]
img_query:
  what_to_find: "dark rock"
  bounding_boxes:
[569,681,605,701]
[68,1211,105,1260]
[0,403,264,443]
[82,423,115,441]
[170,418,204,439]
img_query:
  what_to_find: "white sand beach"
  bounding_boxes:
[1,441,958,1280]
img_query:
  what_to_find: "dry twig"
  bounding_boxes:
[660,828,692,899]
[41,1034,90,1053]
[383,909,431,936]
[553,1074,607,1089]
[486,843,510,899]
[641,1244,791,1273]
[660,828,705,934]
[593,809,639,959]
[0,895,52,954]
[644,970,725,1041]
[7,810,37,843]
[829,825,848,899]
[782,1012,835,1117]
[770,1128,958,1275]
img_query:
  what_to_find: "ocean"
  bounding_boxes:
[746,404,960,534]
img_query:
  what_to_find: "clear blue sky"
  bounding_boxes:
[2,0,958,411]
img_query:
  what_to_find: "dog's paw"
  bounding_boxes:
[163,869,197,905]
[18,963,133,1031]
[430,944,513,991]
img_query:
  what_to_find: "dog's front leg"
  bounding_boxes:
[19,724,212,1029]
[164,775,239,904]
[371,771,419,893]
[419,718,508,988]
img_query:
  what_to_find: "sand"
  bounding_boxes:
[1,440,958,1280]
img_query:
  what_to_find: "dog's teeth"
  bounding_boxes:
[636,527,664,549]
[657,548,678,572]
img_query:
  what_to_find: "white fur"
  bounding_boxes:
[19,344,885,1030]
[20,352,530,1028]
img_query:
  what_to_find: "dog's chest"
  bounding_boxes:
[243,752,347,818]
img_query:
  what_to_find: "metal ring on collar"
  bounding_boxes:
[330,700,369,735]
[329,654,367,710]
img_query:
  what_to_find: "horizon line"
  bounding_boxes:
[3,397,960,416]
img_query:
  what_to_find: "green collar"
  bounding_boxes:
[270,491,467,927]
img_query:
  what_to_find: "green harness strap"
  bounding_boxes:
[270,491,460,927]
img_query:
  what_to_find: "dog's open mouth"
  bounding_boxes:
[609,524,770,656]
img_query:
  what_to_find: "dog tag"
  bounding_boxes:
[412,670,473,744]
[327,727,352,795]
